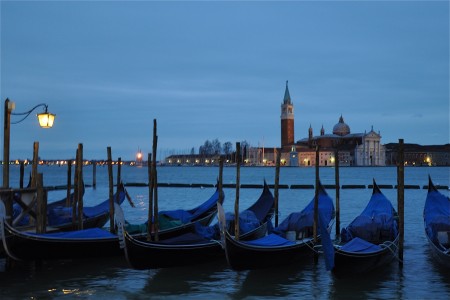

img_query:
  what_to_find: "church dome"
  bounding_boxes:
[333,115,350,136]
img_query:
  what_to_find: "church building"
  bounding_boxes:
[249,81,386,166]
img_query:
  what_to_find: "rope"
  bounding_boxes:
[381,240,403,264]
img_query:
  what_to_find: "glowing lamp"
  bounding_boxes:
[37,110,56,128]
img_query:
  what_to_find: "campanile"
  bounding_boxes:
[280,81,294,148]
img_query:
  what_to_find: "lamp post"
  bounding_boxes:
[2,98,55,188]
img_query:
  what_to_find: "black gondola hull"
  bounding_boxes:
[224,231,315,270]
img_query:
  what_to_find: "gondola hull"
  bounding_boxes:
[332,180,399,275]
[117,181,276,269]
[221,181,335,271]
[425,233,450,268]
[333,236,399,275]
[424,176,450,268]
[123,231,224,269]
[223,231,315,270]
[1,222,122,260]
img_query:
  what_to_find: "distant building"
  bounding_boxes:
[385,143,450,166]
[246,82,386,166]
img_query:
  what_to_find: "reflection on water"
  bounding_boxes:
[1,166,449,299]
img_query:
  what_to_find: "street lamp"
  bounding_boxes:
[2,98,55,188]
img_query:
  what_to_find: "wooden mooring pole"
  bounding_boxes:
[274,150,281,227]
[218,156,224,205]
[66,159,72,207]
[234,142,241,241]
[314,145,320,263]
[92,160,97,189]
[397,139,405,267]
[107,146,114,232]
[151,119,159,242]
[36,173,46,234]
[76,144,83,230]
[19,161,24,189]
[147,152,153,241]
[335,149,340,239]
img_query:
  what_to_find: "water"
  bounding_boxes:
[1,166,449,299]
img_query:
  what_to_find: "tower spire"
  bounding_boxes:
[283,80,291,104]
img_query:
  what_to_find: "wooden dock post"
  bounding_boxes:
[147,152,153,241]
[19,161,24,188]
[107,146,114,232]
[218,156,224,205]
[397,139,405,267]
[151,119,159,242]
[92,160,97,189]
[66,159,72,207]
[36,173,47,234]
[274,150,281,227]
[76,144,83,230]
[31,142,39,188]
[72,151,79,226]
[234,142,241,241]
[314,145,320,263]
[334,148,341,239]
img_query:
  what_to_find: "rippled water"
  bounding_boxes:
[1,166,449,299]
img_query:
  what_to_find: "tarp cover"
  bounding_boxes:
[47,190,126,226]
[272,189,335,237]
[424,189,450,242]
[340,190,398,244]
[195,210,260,240]
[243,233,295,246]
[245,184,274,222]
[339,237,382,253]
[27,227,116,239]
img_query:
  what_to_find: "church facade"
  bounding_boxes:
[249,82,386,166]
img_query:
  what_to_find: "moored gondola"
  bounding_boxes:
[220,181,335,270]
[332,179,399,275]
[424,176,450,268]
[116,181,275,269]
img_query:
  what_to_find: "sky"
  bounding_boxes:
[1,0,449,161]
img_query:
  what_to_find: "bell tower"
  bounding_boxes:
[281,81,294,148]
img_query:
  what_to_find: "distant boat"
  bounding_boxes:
[424,176,450,268]
[332,180,399,275]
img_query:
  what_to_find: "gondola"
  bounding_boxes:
[45,182,125,231]
[424,176,450,267]
[332,180,399,275]
[11,181,88,230]
[116,181,275,269]
[0,185,127,261]
[0,186,221,261]
[221,181,335,270]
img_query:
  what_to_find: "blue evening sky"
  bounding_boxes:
[1,0,449,161]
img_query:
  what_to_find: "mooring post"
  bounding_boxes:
[19,161,24,189]
[72,151,79,226]
[151,119,159,242]
[218,156,224,205]
[235,142,241,241]
[66,159,72,207]
[335,148,340,239]
[314,145,320,263]
[147,152,153,241]
[31,142,39,188]
[107,146,114,233]
[92,160,97,189]
[397,139,405,267]
[36,173,46,234]
[76,143,83,230]
[274,150,281,227]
